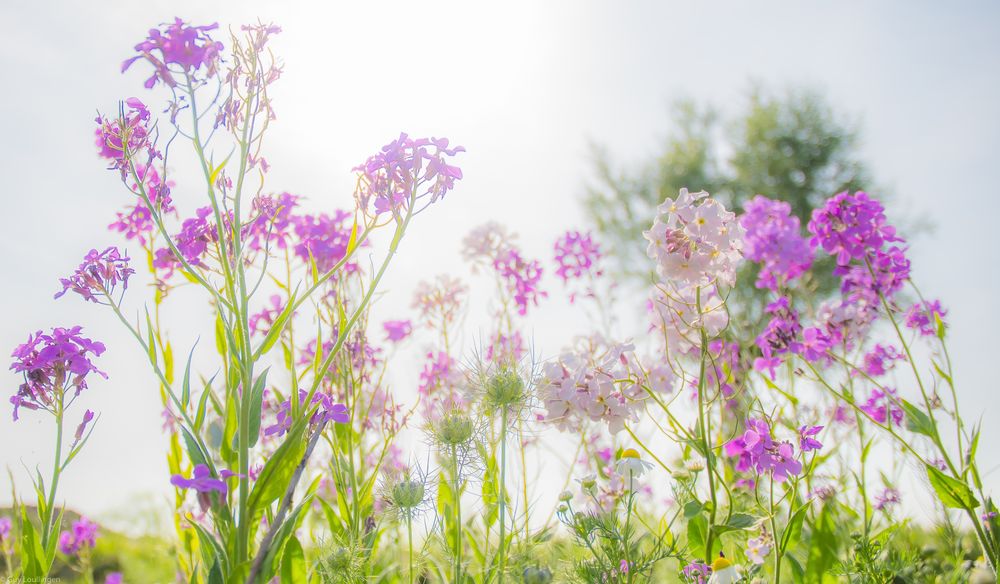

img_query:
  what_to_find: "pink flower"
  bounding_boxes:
[58,517,98,556]
[383,320,413,343]
[122,19,224,89]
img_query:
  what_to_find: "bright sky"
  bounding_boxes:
[2,0,998,532]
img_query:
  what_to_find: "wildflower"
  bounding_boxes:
[353,133,464,217]
[553,230,603,282]
[55,247,134,303]
[649,284,729,355]
[122,19,224,88]
[108,164,174,244]
[739,195,813,290]
[860,344,905,377]
[486,331,527,364]
[905,299,947,337]
[243,192,300,252]
[859,388,903,427]
[724,418,802,481]
[753,297,802,379]
[72,409,96,448]
[685,457,706,473]
[292,210,359,274]
[646,362,677,394]
[643,189,745,287]
[707,555,740,584]
[0,516,10,544]
[873,487,901,511]
[839,245,911,300]
[417,351,467,418]
[615,448,653,489]
[383,466,429,520]
[681,562,712,584]
[558,490,574,502]
[745,536,770,565]
[807,191,899,266]
[462,222,516,268]
[383,320,413,343]
[808,485,837,501]
[58,517,98,556]
[798,425,824,452]
[264,390,349,437]
[152,206,216,276]
[411,275,467,327]
[493,247,547,316]
[9,327,106,421]
[481,363,529,415]
[248,295,286,337]
[170,464,238,496]
[95,98,158,173]
[105,574,124,584]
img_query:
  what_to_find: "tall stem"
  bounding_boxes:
[42,395,65,548]
[695,287,718,563]
[498,410,508,583]
[769,479,781,584]
[452,445,463,584]
[407,513,415,584]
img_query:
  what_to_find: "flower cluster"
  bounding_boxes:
[648,285,729,355]
[383,320,413,343]
[860,344,905,377]
[807,191,899,266]
[122,19,224,88]
[643,189,744,287]
[353,134,464,217]
[411,275,467,328]
[905,299,947,337]
[753,298,803,379]
[417,351,467,418]
[858,387,903,427]
[553,231,602,282]
[152,206,215,276]
[462,222,515,270]
[264,389,350,438]
[539,339,647,434]
[244,192,300,252]
[58,517,98,556]
[95,98,157,174]
[291,210,359,274]
[724,418,808,482]
[493,248,546,315]
[9,327,106,420]
[55,247,134,304]
[107,164,174,244]
[739,196,813,290]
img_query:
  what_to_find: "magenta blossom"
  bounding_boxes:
[740,195,813,290]
[95,98,157,174]
[681,562,712,584]
[753,297,802,379]
[353,134,464,217]
[9,327,106,421]
[292,210,360,274]
[808,191,900,266]
[860,344,905,377]
[58,517,98,556]
[874,487,901,511]
[105,573,124,584]
[798,425,824,452]
[55,247,134,304]
[383,320,413,343]
[724,418,803,482]
[264,390,349,438]
[72,409,96,448]
[487,331,527,364]
[493,248,546,316]
[122,19,224,88]
[248,295,286,337]
[244,192,300,252]
[553,231,602,282]
[905,299,947,337]
[0,516,10,544]
[153,206,216,277]
[859,387,903,427]
[170,464,239,496]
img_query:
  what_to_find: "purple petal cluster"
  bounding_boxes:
[248,295,286,337]
[264,389,349,438]
[418,351,467,418]
[752,298,802,379]
[905,299,947,337]
[58,517,98,556]
[170,464,239,495]
[9,327,106,421]
[122,19,224,88]
[739,195,813,290]
[55,247,134,304]
[383,320,413,343]
[798,425,824,452]
[486,331,527,364]
[291,210,359,274]
[0,516,10,544]
[353,133,464,217]
[95,98,157,174]
[681,562,712,584]
[873,487,901,511]
[244,192,300,252]
[553,231,602,282]
[153,206,215,276]
[493,248,546,316]
[859,387,903,426]
[724,418,805,482]
[807,191,900,266]
[860,344,905,377]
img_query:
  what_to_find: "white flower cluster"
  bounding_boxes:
[643,189,745,287]
[539,337,672,433]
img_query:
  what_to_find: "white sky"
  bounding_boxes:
[1,0,998,533]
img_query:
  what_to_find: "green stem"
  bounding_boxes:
[769,479,781,584]
[695,287,718,564]
[42,396,65,549]
[407,513,415,584]
[452,445,463,584]
[498,409,508,584]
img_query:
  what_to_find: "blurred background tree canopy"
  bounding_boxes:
[584,86,873,288]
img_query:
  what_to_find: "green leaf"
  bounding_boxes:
[780,504,810,553]
[180,425,210,470]
[214,312,227,357]
[687,513,708,560]
[280,536,306,583]
[927,465,980,509]
[711,512,760,536]
[180,341,198,408]
[901,399,935,437]
[760,373,799,405]
[248,368,270,448]
[683,500,704,519]
[192,522,229,579]
[248,419,307,526]
[256,289,298,359]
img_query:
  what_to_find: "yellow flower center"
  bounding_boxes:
[711,557,732,571]
[621,448,640,459]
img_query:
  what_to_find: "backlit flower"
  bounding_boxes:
[55,247,134,304]
[122,19,224,88]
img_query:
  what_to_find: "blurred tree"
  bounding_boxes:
[584,87,872,286]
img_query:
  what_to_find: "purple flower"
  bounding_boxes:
[58,517,98,556]
[0,516,10,543]
[152,206,216,277]
[353,134,464,217]
[105,573,124,584]
[905,299,947,337]
[264,390,349,438]
[873,487,900,511]
[753,298,802,379]
[486,332,527,364]
[839,245,910,301]
[739,196,814,290]
[72,409,95,448]
[553,231,602,282]
[418,351,467,418]
[9,327,106,421]
[122,19,224,89]
[798,425,823,452]
[681,562,712,584]
[108,165,175,245]
[383,320,413,343]
[244,192,300,252]
[248,295,287,337]
[55,247,134,304]
[292,210,359,274]
[807,191,900,266]
[859,344,905,378]
[95,98,158,174]
[859,387,903,427]
[724,418,802,482]
[170,464,238,496]
[493,248,546,316]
